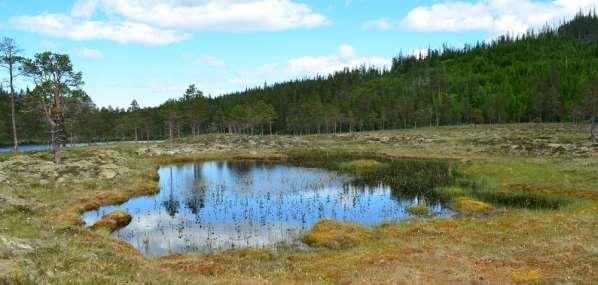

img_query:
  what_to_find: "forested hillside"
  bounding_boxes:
[1,13,597,145]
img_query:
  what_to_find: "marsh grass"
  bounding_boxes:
[337,159,388,173]
[455,178,572,210]
[288,149,458,202]
[475,191,568,210]
[290,149,573,213]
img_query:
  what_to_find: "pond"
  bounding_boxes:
[83,160,453,257]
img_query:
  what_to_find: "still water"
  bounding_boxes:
[83,161,452,257]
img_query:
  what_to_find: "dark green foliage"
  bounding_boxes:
[473,191,568,210]
[0,87,10,145]
[558,11,598,42]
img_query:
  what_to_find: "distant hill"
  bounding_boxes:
[2,14,598,143]
[191,13,598,134]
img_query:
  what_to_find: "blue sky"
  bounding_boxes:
[0,0,596,108]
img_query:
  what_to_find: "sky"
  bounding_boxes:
[0,0,597,108]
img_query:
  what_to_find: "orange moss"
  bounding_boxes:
[90,210,132,232]
[303,220,371,249]
[512,269,541,283]
[159,249,275,275]
[359,248,403,267]
[374,223,403,238]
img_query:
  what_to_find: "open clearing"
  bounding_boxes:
[0,124,597,284]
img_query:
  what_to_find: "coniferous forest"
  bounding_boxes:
[1,13,597,146]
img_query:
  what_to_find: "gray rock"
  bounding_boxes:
[0,235,34,257]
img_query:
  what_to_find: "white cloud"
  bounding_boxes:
[71,0,99,18]
[13,0,329,45]
[400,0,598,35]
[72,0,329,32]
[402,2,493,32]
[12,13,190,45]
[338,44,357,59]
[231,45,391,88]
[287,44,390,76]
[75,47,104,59]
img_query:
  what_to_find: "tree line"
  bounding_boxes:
[1,13,598,163]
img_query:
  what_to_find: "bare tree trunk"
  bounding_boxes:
[46,115,62,164]
[50,129,59,164]
[8,64,18,151]
[55,114,66,164]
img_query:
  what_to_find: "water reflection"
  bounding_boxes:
[83,161,452,257]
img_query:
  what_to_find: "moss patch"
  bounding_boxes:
[90,210,132,232]
[406,205,429,216]
[303,220,371,250]
[453,198,493,215]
